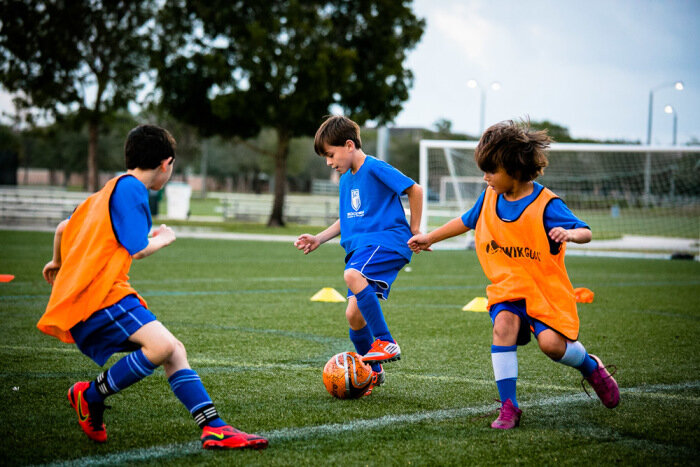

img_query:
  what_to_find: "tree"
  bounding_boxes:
[0,0,158,191]
[155,0,425,226]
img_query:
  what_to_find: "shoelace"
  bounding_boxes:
[88,403,110,431]
[581,364,618,399]
[472,399,506,422]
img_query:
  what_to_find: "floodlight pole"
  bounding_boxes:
[479,88,486,135]
[468,80,500,136]
[672,113,678,146]
[643,81,683,203]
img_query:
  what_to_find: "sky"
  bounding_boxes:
[393,0,700,144]
[2,0,699,145]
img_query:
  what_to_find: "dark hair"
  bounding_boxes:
[474,119,550,182]
[314,115,362,156]
[124,124,176,170]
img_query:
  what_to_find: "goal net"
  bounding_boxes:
[419,140,700,258]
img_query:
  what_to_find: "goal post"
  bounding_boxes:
[419,140,700,257]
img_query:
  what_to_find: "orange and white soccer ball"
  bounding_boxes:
[323,351,373,399]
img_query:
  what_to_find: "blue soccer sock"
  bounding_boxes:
[349,326,382,373]
[168,369,226,428]
[355,286,393,343]
[556,341,598,378]
[84,349,156,404]
[492,344,518,407]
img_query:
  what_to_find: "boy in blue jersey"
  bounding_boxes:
[40,124,267,449]
[409,120,619,429]
[295,115,424,395]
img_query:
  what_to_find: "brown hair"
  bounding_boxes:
[314,115,362,156]
[125,124,176,170]
[474,119,550,182]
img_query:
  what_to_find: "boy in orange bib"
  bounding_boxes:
[38,124,267,449]
[408,120,619,429]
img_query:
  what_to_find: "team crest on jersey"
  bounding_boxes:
[351,189,361,211]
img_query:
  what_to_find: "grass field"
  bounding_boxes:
[1,229,699,466]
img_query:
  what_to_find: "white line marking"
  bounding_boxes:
[42,381,700,467]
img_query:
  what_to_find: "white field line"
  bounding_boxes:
[4,345,699,396]
[40,381,700,467]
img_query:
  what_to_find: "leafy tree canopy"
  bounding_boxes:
[155,0,425,225]
[0,0,159,190]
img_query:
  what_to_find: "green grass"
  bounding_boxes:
[1,230,699,465]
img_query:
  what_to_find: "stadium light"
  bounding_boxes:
[643,81,683,202]
[664,105,678,146]
[646,81,683,145]
[467,80,502,136]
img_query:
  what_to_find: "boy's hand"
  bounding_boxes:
[152,224,176,247]
[548,226,591,244]
[407,233,433,254]
[42,260,61,285]
[548,226,570,243]
[294,234,320,255]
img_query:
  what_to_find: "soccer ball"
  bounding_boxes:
[322,351,373,399]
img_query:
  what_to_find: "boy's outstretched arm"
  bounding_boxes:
[404,183,424,235]
[295,219,340,255]
[42,219,69,285]
[132,224,176,259]
[548,226,592,244]
[407,216,470,253]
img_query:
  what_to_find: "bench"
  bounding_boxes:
[213,193,340,225]
[0,187,88,227]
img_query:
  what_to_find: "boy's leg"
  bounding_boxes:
[346,298,384,394]
[345,270,393,343]
[541,333,619,408]
[346,298,382,373]
[130,322,267,449]
[490,309,522,430]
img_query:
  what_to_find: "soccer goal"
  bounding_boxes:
[419,140,700,258]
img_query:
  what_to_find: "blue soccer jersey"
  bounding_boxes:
[109,175,152,255]
[339,156,415,261]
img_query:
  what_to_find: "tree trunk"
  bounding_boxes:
[87,118,99,192]
[267,129,291,227]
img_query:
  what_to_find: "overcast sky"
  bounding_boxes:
[394,0,700,144]
[2,1,698,145]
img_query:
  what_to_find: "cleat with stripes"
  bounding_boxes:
[361,339,401,364]
[201,425,269,450]
[364,366,385,396]
[68,381,107,443]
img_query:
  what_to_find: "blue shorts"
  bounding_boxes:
[489,299,552,346]
[70,294,156,366]
[345,245,408,300]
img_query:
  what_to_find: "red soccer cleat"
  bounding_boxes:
[361,339,401,364]
[201,425,269,450]
[364,365,385,396]
[68,381,107,442]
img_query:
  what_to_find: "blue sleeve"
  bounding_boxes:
[110,176,152,255]
[371,159,415,195]
[543,198,590,232]
[461,190,486,229]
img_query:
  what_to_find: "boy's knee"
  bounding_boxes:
[343,269,365,289]
[537,333,566,360]
[147,335,184,365]
[492,313,520,341]
[492,324,517,342]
